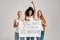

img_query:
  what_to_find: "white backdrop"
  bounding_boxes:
[0,0,60,40]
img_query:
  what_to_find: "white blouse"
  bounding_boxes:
[15,19,23,33]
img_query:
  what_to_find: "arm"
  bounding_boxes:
[41,19,47,27]
[41,19,47,32]
[31,1,36,18]
[13,19,19,28]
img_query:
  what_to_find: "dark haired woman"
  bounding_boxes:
[25,1,36,40]
[37,10,47,40]
[25,1,36,21]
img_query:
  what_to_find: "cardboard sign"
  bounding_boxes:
[19,21,42,37]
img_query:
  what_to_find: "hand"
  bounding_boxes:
[31,1,34,4]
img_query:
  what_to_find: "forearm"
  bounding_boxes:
[13,22,18,28]
[32,1,36,18]
[32,1,36,13]
[14,24,18,27]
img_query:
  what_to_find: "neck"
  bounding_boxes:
[29,15,31,17]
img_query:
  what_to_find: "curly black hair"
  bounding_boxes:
[25,7,34,16]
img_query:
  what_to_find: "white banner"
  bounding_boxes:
[19,21,42,37]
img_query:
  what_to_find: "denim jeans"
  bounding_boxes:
[20,37,25,40]
[15,32,19,40]
[26,37,34,40]
[36,31,44,40]
[40,31,44,40]
[36,37,40,40]
[15,31,44,40]
[15,32,25,40]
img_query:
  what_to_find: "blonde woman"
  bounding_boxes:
[13,11,25,40]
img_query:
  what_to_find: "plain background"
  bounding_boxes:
[0,0,60,40]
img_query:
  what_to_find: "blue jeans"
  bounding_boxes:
[36,31,44,40]
[26,37,34,40]
[15,32,25,40]
[20,37,25,40]
[15,32,19,40]
[40,31,44,40]
[36,37,40,40]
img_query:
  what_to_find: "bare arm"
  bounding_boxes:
[31,1,36,18]
[13,19,19,28]
[41,19,47,27]
[42,20,47,32]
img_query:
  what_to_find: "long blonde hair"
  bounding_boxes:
[37,10,46,27]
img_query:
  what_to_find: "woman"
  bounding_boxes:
[37,10,47,40]
[13,11,25,40]
[25,1,36,21]
[25,1,36,40]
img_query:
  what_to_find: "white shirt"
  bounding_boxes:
[15,19,23,33]
[39,20,43,31]
[36,18,43,31]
